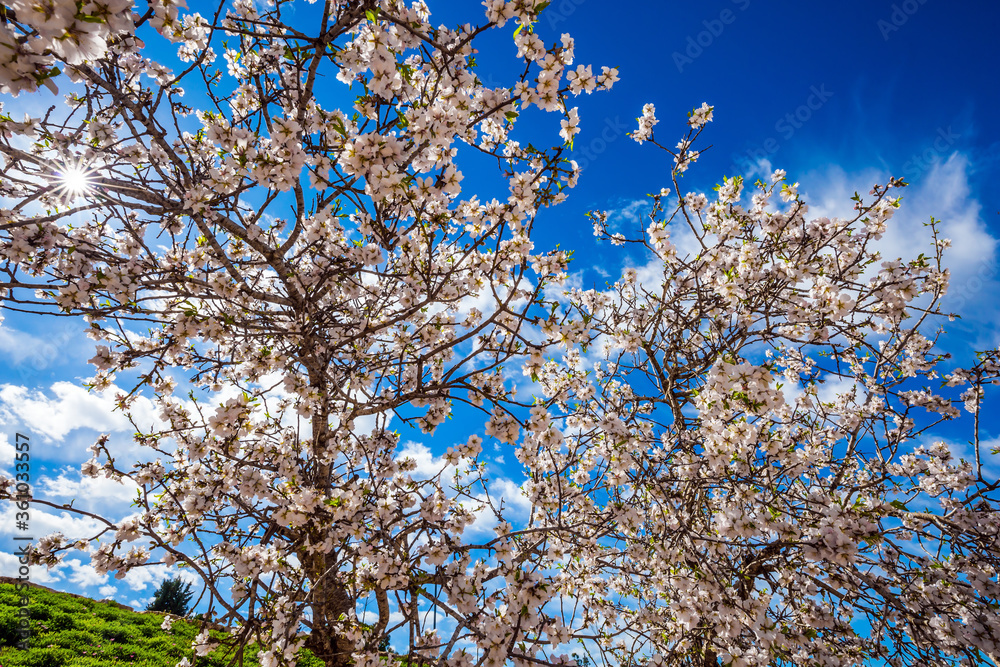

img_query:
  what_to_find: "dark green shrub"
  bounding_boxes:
[24,647,76,667]
[44,627,99,649]
[296,648,327,667]
[102,640,149,660]
[26,604,50,622]
[0,583,318,667]
[0,608,24,646]
[47,611,76,631]
[93,604,127,623]
[137,621,161,637]
[99,624,136,644]
[0,590,20,607]
[143,634,188,657]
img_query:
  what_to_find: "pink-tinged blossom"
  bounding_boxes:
[631,103,658,144]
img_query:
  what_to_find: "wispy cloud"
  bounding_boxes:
[0,323,90,378]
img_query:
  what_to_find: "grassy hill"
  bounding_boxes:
[0,578,323,667]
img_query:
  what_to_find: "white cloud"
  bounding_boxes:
[462,476,535,538]
[0,503,107,541]
[0,550,62,584]
[801,154,997,312]
[64,557,108,588]
[745,157,774,182]
[36,469,139,515]
[393,441,533,535]
[99,584,117,597]
[597,153,996,319]
[488,477,532,520]
[358,609,405,628]
[605,199,649,233]
[0,549,111,591]
[0,433,12,472]
[578,152,997,367]
[397,440,455,480]
[938,435,1000,482]
[121,563,200,592]
[0,381,159,442]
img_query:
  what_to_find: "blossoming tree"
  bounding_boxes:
[1,1,999,667]
[559,105,1000,667]
[0,0,618,664]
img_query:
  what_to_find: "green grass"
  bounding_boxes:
[0,582,324,666]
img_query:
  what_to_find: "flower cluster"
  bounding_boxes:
[0,0,134,94]
[631,103,658,144]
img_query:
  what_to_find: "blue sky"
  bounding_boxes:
[2,0,1000,621]
[528,0,1000,275]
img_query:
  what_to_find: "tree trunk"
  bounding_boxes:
[303,552,355,667]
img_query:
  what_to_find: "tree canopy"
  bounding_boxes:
[1,2,999,667]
